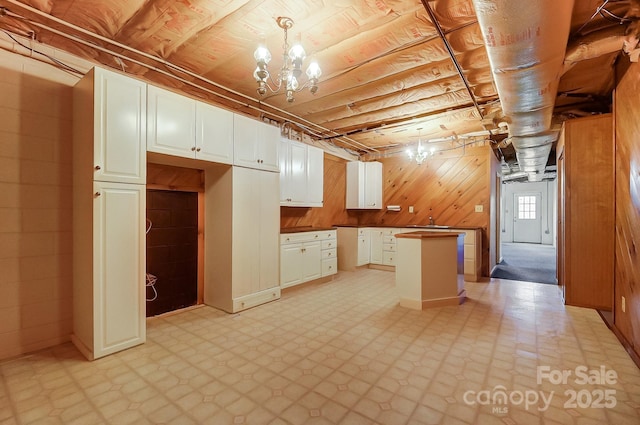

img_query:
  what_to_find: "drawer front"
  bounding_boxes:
[383,243,396,252]
[464,259,475,275]
[322,258,337,276]
[383,236,396,244]
[464,244,474,260]
[280,232,318,244]
[322,239,336,250]
[383,251,396,266]
[322,248,337,259]
[320,230,337,240]
[281,230,334,244]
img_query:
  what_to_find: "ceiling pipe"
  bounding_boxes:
[420,0,485,121]
[472,0,574,180]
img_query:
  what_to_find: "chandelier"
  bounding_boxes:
[406,128,435,165]
[253,16,321,103]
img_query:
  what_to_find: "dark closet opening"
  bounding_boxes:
[146,189,198,317]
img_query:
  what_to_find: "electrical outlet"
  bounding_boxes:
[622,296,626,313]
[409,206,414,214]
[475,205,483,213]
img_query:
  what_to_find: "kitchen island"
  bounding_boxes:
[395,231,466,310]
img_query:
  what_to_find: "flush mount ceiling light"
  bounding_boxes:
[253,16,321,103]
[406,128,435,165]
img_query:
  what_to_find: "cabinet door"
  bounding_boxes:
[233,114,259,168]
[258,170,280,290]
[357,230,371,266]
[257,122,281,172]
[280,139,292,204]
[93,181,145,358]
[147,85,196,158]
[281,243,303,287]
[232,167,260,297]
[288,141,308,204]
[364,162,382,209]
[93,68,147,184]
[370,229,384,264]
[306,145,324,207]
[196,102,234,164]
[346,161,365,209]
[302,241,322,281]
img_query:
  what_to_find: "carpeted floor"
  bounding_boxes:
[490,242,557,284]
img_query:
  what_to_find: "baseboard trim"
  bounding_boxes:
[597,310,640,368]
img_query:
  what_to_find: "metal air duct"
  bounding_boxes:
[472,0,574,180]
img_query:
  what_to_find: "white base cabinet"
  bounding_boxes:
[337,226,482,281]
[205,166,281,313]
[72,67,147,360]
[280,230,337,288]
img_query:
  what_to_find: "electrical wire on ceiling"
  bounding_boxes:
[0,28,83,75]
[574,0,636,36]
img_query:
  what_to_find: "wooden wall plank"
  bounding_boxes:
[614,61,640,359]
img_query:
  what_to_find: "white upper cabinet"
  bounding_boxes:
[280,138,324,207]
[74,67,147,184]
[306,144,324,206]
[233,114,280,172]
[146,85,196,158]
[346,161,383,209]
[146,85,234,164]
[195,101,234,164]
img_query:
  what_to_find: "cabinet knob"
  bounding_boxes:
[315,235,318,238]
[196,147,201,152]
[94,165,101,171]
[94,192,101,197]
[286,237,290,242]
[191,146,196,151]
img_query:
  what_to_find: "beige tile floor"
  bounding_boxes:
[1,268,639,425]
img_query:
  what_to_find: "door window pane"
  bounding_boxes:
[518,195,536,220]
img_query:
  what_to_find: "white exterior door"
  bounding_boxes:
[513,192,542,243]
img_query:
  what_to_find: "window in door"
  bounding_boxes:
[518,195,537,220]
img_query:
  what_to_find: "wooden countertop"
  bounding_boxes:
[395,231,463,239]
[333,224,482,230]
[280,226,337,234]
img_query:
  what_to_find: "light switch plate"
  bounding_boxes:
[409,206,414,214]
[475,205,483,213]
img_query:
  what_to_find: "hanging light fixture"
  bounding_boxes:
[406,128,434,165]
[253,16,321,103]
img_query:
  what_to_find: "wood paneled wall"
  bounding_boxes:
[281,145,497,276]
[614,60,640,361]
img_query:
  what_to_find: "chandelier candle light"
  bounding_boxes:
[406,128,435,165]
[254,16,321,103]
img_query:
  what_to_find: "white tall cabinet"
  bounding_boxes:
[205,166,281,313]
[72,67,146,360]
